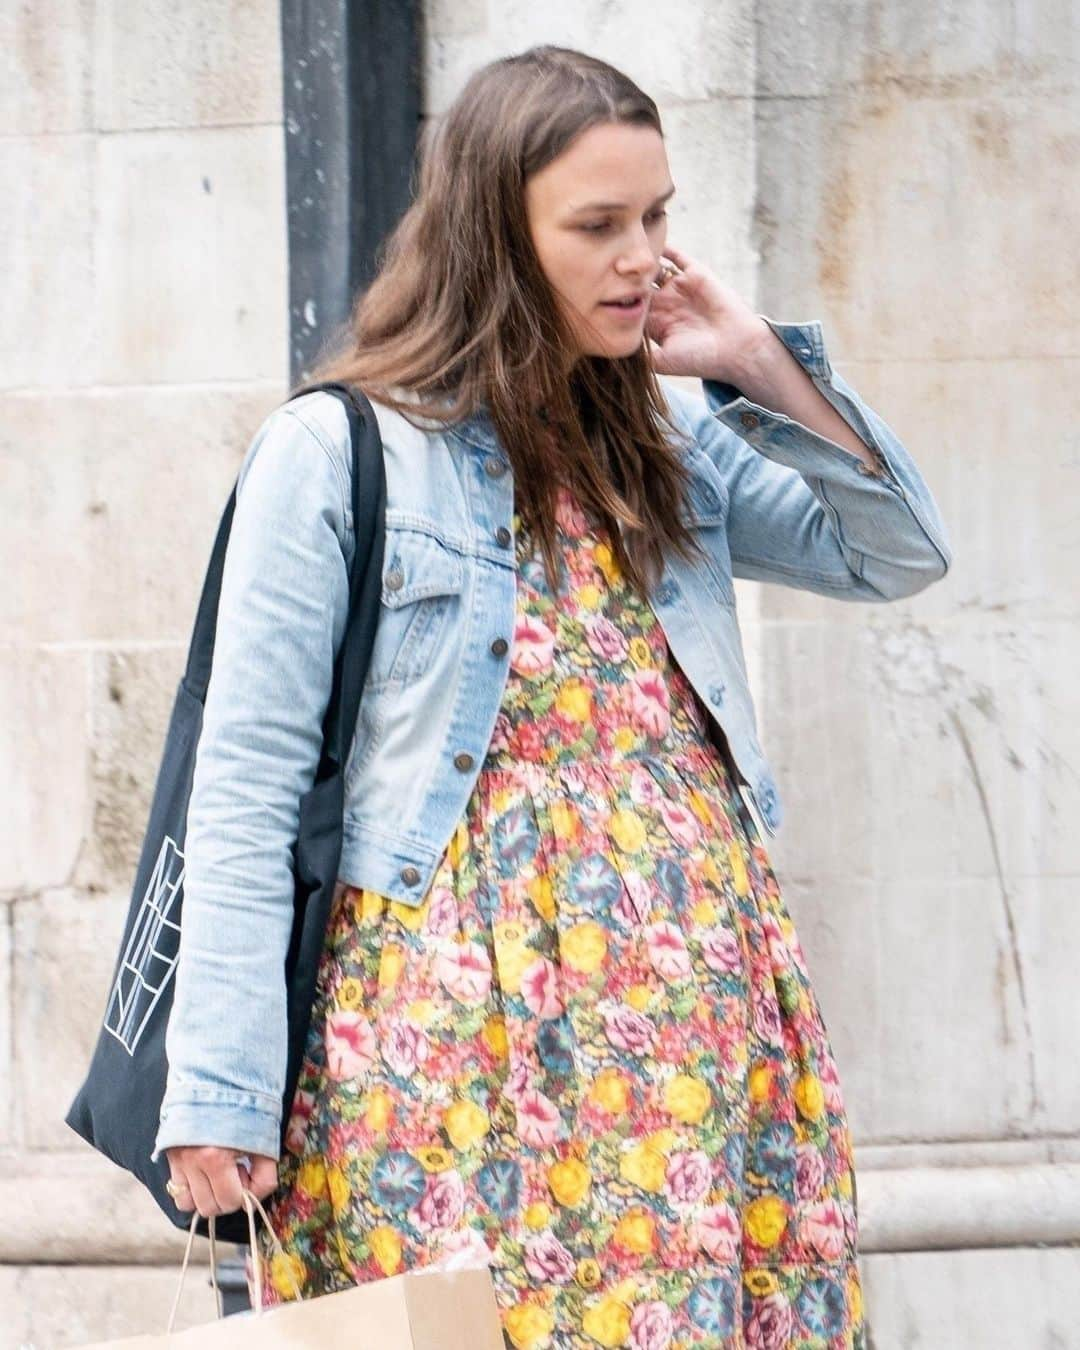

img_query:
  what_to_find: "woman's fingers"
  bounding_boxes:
[248,1155,281,1201]
[660,243,693,271]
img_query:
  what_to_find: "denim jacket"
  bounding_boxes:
[154,317,950,1160]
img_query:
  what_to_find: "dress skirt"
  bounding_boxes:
[251,487,865,1349]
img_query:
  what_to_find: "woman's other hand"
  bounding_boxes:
[646,243,769,384]
[165,1145,279,1218]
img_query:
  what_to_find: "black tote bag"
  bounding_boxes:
[65,384,386,1243]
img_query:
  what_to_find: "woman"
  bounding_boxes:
[156,46,949,1349]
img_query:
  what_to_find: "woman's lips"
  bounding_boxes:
[600,297,645,319]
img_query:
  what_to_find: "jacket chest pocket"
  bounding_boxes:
[368,529,466,690]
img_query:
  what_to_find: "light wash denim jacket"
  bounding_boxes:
[154,317,950,1160]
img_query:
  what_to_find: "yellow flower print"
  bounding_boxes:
[612,726,637,752]
[496,939,534,995]
[443,1099,490,1150]
[494,919,526,945]
[613,1208,656,1255]
[360,888,385,921]
[562,921,608,974]
[524,1201,552,1230]
[364,1087,394,1134]
[646,1128,679,1154]
[549,798,580,843]
[626,983,652,1012]
[748,1063,773,1104]
[609,808,647,854]
[368,1224,403,1276]
[592,541,623,585]
[527,874,556,923]
[618,1142,666,1193]
[838,1168,854,1200]
[295,1157,327,1200]
[575,1257,602,1289]
[847,1274,863,1324]
[628,636,652,668]
[270,1250,306,1300]
[336,977,364,1011]
[578,582,602,609]
[446,820,468,869]
[688,788,715,828]
[795,1072,826,1121]
[378,944,407,990]
[555,677,592,722]
[547,1157,591,1208]
[406,998,437,1026]
[483,1014,509,1060]
[588,1068,630,1115]
[414,1145,453,1172]
[744,1195,788,1248]
[663,1074,712,1125]
[728,840,750,897]
[744,1268,779,1297]
[505,1302,555,1350]
[692,900,718,926]
[582,1294,631,1347]
[390,897,429,932]
[327,1165,350,1214]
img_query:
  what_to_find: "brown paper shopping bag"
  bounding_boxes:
[75,1192,506,1350]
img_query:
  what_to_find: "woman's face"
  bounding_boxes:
[524,122,674,366]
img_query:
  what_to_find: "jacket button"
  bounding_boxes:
[708,683,725,706]
[453,751,475,772]
[495,526,512,546]
[490,637,509,657]
[400,864,421,886]
[385,566,405,591]
[739,412,760,430]
[484,458,508,478]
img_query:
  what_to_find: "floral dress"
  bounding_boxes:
[251,485,866,1349]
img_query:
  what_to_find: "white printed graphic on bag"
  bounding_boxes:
[104,835,185,1055]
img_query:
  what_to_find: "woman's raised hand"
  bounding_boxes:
[165,1145,279,1218]
[646,244,770,384]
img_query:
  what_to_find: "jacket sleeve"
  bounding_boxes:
[153,399,353,1162]
[688,317,951,600]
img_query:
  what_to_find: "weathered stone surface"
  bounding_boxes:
[0,648,90,897]
[0,1,93,135]
[424,1,756,116]
[0,910,11,1146]
[13,890,131,1149]
[861,1246,1080,1348]
[755,92,1080,361]
[94,0,283,130]
[0,136,95,390]
[0,384,285,646]
[1,1262,217,1350]
[94,127,288,384]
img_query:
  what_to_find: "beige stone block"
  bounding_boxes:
[423,1,755,116]
[756,356,1078,628]
[94,127,288,384]
[757,0,1080,97]
[755,92,1080,361]
[0,911,10,1145]
[0,136,96,389]
[1,384,285,645]
[0,648,90,896]
[861,1246,1080,1348]
[82,648,187,891]
[0,1,93,134]
[13,890,131,1149]
[93,0,283,130]
[1,1262,217,1350]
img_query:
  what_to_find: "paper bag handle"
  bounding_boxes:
[166,1188,301,1334]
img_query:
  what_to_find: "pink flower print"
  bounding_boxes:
[819,1050,846,1112]
[801,1197,846,1261]
[658,799,700,849]
[746,1292,793,1350]
[612,888,643,931]
[283,1089,315,1155]
[584,614,629,663]
[622,870,653,924]
[630,1299,674,1350]
[425,885,459,939]
[504,1055,539,1103]
[751,994,783,1047]
[382,1022,430,1077]
[691,1203,741,1262]
[555,486,589,537]
[521,956,564,1019]
[324,1011,377,1082]
[795,1144,826,1203]
[645,921,692,982]
[702,927,742,975]
[436,941,493,1005]
[515,1088,563,1148]
[523,1230,576,1284]
[603,1004,656,1055]
[629,764,663,808]
[412,1168,466,1234]
[664,1150,712,1208]
[760,913,791,975]
[628,668,671,738]
[840,1197,859,1247]
[511,614,555,676]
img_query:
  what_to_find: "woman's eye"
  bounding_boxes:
[580,209,667,234]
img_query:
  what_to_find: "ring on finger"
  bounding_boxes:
[165,1178,190,1200]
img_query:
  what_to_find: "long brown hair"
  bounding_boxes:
[307,44,705,599]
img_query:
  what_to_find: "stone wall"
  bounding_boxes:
[4,1,1077,1345]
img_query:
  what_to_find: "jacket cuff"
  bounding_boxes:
[152,1091,282,1163]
